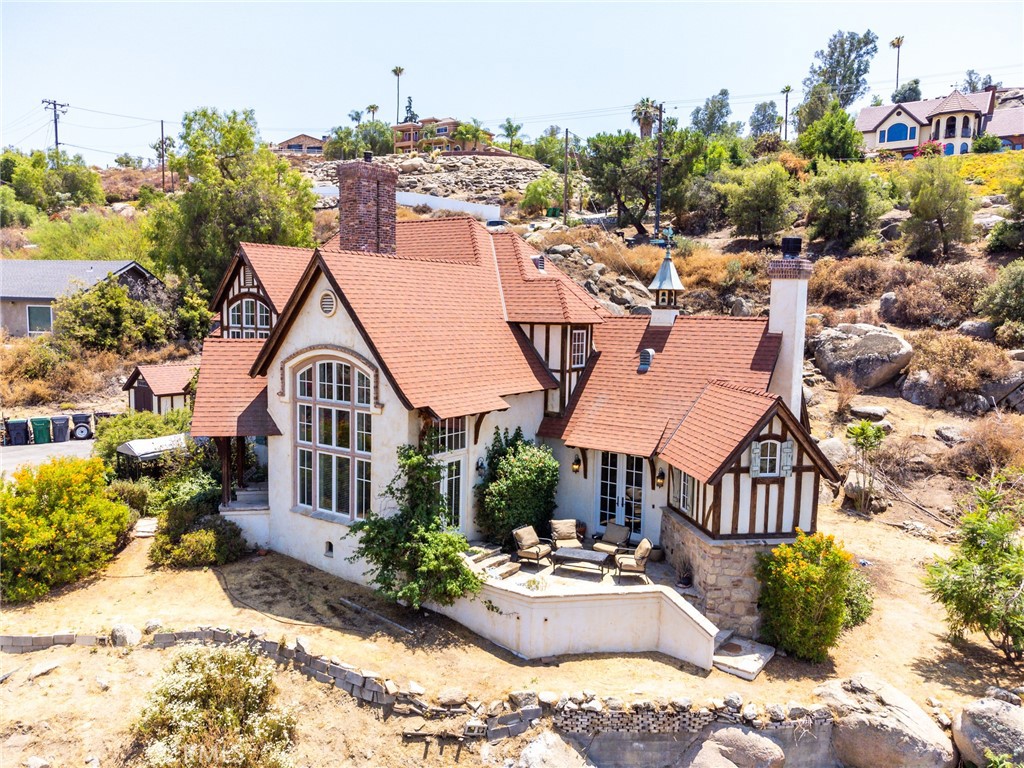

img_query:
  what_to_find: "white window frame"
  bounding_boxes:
[669,467,693,515]
[226,296,271,338]
[570,328,587,368]
[433,417,466,454]
[757,440,781,478]
[26,304,53,336]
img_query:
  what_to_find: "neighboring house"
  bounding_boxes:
[0,259,163,337]
[271,134,325,155]
[391,117,494,154]
[191,158,838,640]
[123,363,198,414]
[856,87,1024,156]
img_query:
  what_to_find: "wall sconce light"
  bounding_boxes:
[571,454,582,474]
[656,469,666,488]
[476,457,486,477]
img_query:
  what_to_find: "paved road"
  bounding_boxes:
[0,439,96,475]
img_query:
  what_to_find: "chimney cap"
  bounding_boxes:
[363,150,373,162]
[781,237,802,258]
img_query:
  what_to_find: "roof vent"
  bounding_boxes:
[638,348,655,374]
[319,291,337,317]
[534,254,545,272]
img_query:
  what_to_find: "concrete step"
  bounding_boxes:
[235,489,269,503]
[478,553,511,571]
[490,561,521,580]
[714,628,735,650]
[467,545,502,564]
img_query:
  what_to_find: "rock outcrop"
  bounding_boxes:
[678,725,786,768]
[953,698,1024,767]
[809,324,913,390]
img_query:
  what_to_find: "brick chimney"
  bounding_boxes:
[336,154,398,254]
[767,238,813,416]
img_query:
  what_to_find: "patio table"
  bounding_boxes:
[551,547,611,575]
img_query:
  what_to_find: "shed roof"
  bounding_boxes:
[116,433,189,460]
[191,338,280,437]
[0,259,147,301]
[122,363,198,396]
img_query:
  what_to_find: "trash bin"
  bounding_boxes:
[51,416,70,442]
[6,419,29,446]
[94,411,113,424]
[71,413,93,440]
[30,417,52,444]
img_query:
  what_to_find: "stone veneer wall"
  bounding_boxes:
[661,509,773,637]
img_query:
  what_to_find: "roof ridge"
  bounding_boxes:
[555,281,572,320]
[706,379,776,399]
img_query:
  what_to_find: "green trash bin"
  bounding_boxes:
[30,417,51,444]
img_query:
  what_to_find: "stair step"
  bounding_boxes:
[479,553,511,570]
[714,628,735,650]
[467,546,502,564]
[491,561,521,580]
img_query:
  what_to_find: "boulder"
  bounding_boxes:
[815,673,956,768]
[110,623,141,647]
[608,285,633,306]
[437,687,468,707]
[878,209,911,241]
[900,370,946,409]
[730,297,754,317]
[546,244,575,256]
[980,362,1024,403]
[958,320,996,340]
[880,292,899,320]
[678,725,785,768]
[399,157,430,174]
[1009,350,1024,362]
[844,470,881,503]
[850,404,888,421]
[975,212,1007,233]
[818,437,853,467]
[517,731,596,768]
[935,425,966,445]
[954,698,1024,766]
[811,324,914,390]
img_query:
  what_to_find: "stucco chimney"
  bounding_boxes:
[767,238,812,415]
[335,157,398,254]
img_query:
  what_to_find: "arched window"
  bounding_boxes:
[945,116,956,139]
[227,297,271,338]
[960,143,970,155]
[295,359,373,520]
[962,116,971,138]
[887,123,909,142]
[944,143,955,156]
[756,440,781,477]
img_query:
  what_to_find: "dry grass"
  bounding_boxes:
[874,435,923,484]
[833,374,859,418]
[314,209,338,242]
[808,256,889,307]
[395,205,424,221]
[907,330,1011,394]
[99,167,179,203]
[942,414,1024,477]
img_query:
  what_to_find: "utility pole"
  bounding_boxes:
[41,99,68,163]
[653,103,664,242]
[563,128,570,226]
[160,120,166,192]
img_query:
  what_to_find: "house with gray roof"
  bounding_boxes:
[0,259,163,337]
[856,86,1024,157]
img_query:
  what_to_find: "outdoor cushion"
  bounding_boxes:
[593,539,626,555]
[554,537,583,550]
[602,522,632,546]
[517,543,552,562]
[615,554,645,572]
[514,526,540,549]
[634,538,653,562]
[550,519,578,542]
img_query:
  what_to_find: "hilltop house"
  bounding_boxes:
[271,134,325,156]
[391,117,494,154]
[0,259,163,337]
[191,158,838,642]
[856,87,1024,157]
[123,363,198,415]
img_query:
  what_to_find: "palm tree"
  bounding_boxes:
[366,104,379,122]
[780,85,792,141]
[631,98,658,139]
[890,37,905,94]
[391,66,405,124]
[349,110,363,125]
[452,120,483,150]
[499,117,523,155]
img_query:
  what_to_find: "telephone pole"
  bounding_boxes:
[563,128,570,226]
[41,99,68,162]
[653,103,664,241]
[160,120,166,192]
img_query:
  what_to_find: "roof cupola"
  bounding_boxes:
[647,249,684,327]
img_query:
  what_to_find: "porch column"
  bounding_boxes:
[234,436,246,489]
[216,437,231,506]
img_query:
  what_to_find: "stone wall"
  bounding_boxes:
[661,509,771,637]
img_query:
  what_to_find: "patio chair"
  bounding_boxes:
[592,521,633,555]
[614,537,652,583]
[513,525,552,568]
[549,518,583,550]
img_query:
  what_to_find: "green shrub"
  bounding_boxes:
[480,438,560,548]
[520,171,562,215]
[155,517,245,568]
[0,186,38,227]
[54,278,171,352]
[93,409,192,470]
[987,221,1024,253]
[108,477,156,516]
[844,568,875,628]
[973,134,1003,153]
[996,321,1024,349]
[0,457,131,602]
[27,209,152,265]
[806,160,889,246]
[907,330,1010,395]
[149,469,229,567]
[979,259,1024,323]
[719,162,793,242]
[756,530,855,662]
[903,157,974,258]
[134,645,295,768]
[348,443,482,609]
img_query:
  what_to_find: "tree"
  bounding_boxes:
[323,126,359,160]
[500,117,523,154]
[719,162,792,242]
[807,160,889,245]
[403,96,418,123]
[347,443,483,609]
[796,100,863,160]
[926,477,1024,660]
[9,149,103,212]
[348,109,363,125]
[691,89,740,137]
[149,135,175,164]
[355,120,394,156]
[903,156,974,258]
[632,97,658,139]
[452,119,487,150]
[890,36,905,91]
[520,171,563,215]
[366,104,379,121]
[892,79,922,104]
[803,29,879,108]
[391,66,404,123]
[749,101,780,137]
[150,108,315,291]
[417,123,437,150]
[756,530,856,662]
[584,131,653,234]
[978,258,1024,324]
[53,277,170,351]
[780,85,793,141]
[973,133,1002,153]
[114,152,143,169]
[846,420,886,514]
[964,69,1002,93]
[793,82,835,135]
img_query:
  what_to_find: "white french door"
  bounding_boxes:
[597,452,644,537]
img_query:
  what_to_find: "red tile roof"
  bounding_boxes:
[659,381,778,484]
[123,363,197,397]
[238,243,316,312]
[191,338,280,437]
[927,89,984,117]
[492,233,608,325]
[261,217,559,420]
[540,316,781,458]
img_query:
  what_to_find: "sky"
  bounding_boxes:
[2,0,1022,167]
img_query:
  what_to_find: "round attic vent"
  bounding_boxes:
[319,291,337,317]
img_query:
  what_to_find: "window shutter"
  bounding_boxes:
[781,441,794,477]
[749,441,761,478]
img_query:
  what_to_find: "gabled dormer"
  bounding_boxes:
[648,249,684,327]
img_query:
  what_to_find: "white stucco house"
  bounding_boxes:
[190,158,838,655]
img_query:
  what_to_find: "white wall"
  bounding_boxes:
[395,191,500,221]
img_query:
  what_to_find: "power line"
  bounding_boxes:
[71,104,168,123]
[2,105,46,132]
[8,118,52,147]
